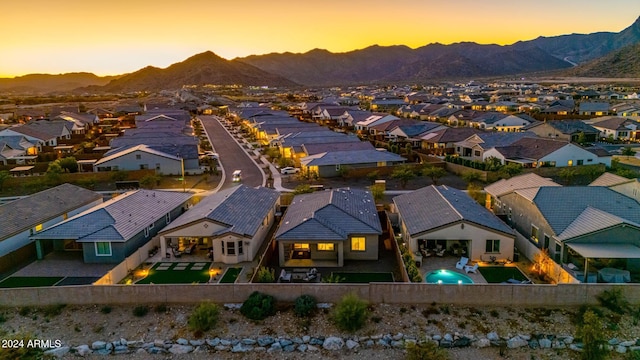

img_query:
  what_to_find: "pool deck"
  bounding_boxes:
[418,256,488,284]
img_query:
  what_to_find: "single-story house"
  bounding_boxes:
[30,189,191,264]
[523,120,599,143]
[94,144,184,175]
[0,184,102,274]
[484,173,561,212]
[590,172,640,202]
[589,117,640,141]
[275,188,382,267]
[454,132,536,162]
[158,185,280,264]
[300,149,406,178]
[579,102,610,116]
[393,185,515,262]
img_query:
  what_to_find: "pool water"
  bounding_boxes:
[425,269,474,284]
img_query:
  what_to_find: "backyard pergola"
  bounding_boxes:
[566,243,640,283]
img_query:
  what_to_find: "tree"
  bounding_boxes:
[46,161,64,184]
[461,171,482,185]
[621,146,635,159]
[0,170,10,191]
[559,167,578,185]
[575,131,587,145]
[336,165,350,179]
[293,184,314,195]
[391,166,416,189]
[58,157,78,173]
[576,310,607,360]
[422,166,447,186]
[369,183,385,203]
[140,174,160,189]
[498,163,523,179]
[484,156,503,171]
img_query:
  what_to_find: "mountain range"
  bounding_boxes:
[1,16,639,93]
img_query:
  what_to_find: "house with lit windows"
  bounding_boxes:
[30,189,191,264]
[0,184,102,275]
[275,188,382,267]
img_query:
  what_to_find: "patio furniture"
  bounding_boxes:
[184,243,197,254]
[435,248,446,257]
[304,268,318,282]
[464,263,479,274]
[456,257,469,270]
[279,269,292,283]
[413,252,423,267]
[598,268,631,283]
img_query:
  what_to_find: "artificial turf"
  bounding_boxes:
[136,262,212,284]
[478,266,528,283]
[330,272,394,283]
[0,276,64,288]
[219,267,242,283]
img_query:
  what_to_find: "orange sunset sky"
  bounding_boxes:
[1,0,639,77]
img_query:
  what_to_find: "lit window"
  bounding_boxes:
[294,243,309,251]
[95,242,112,256]
[351,237,366,251]
[485,239,500,253]
[531,225,539,243]
[35,224,43,232]
[318,243,334,251]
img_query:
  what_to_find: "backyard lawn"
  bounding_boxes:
[331,272,394,283]
[0,276,64,288]
[136,262,211,284]
[478,266,529,283]
[219,268,242,283]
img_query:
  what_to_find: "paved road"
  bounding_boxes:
[199,115,264,190]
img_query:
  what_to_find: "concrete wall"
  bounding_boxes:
[2,283,640,307]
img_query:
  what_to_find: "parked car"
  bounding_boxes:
[280,167,300,175]
[200,151,219,160]
[232,170,242,182]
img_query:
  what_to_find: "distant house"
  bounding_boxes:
[94,144,184,174]
[541,99,575,115]
[54,111,99,135]
[590,172,640,202]
[484,173,561,213]
[387,122,446,147]
[337,110,373,128]
[158,186,279,264]
[454,132,536,162]
[31,190,191,264]
[0,184,102,274]
[275,188,382,267]
[354,114,399,132]
[0,120,72,151]
[393,185,515,262]
[419,127,482,155]
[483,137,612,167]
[0,136,38,165]
[579,102,610,116]
[523,120,599,143]
[300,149,406,178]
[589,117,640,141]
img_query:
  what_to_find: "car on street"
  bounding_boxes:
[280,167,300,175]
[200,151,219,160]
[232,170,242,182]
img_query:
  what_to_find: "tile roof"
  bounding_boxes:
[95,144,182,166]
[556,206,640,241]
[160,185,279,237]
[420,127,482,143]
[589,172,635,187]
[529,120,599,134]
[301,149,405,166]
[302,141,373,155]
[491,138,571,160]
[276,188,382,241]
[579,102,610,112]
[0,184,102,240]
[591,117,640,130]
[532,186,640,235]
[485,173,561,198]
[393,185,514,237]
[31,190,191,242]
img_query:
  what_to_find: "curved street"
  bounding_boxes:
[198,115,264,190]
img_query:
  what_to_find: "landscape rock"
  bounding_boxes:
[621,340,636,347]
[147,347,167,354]
[302,336,311,343]
[206,338,220,347]
[392,332,404,341]
[474,338,491,348]
[44,346,70,358]
[307,345,319,352]
[74,344,92,356]
[391,340,404,348]
[617,345,628,354]
[298,344,308,352]
[346,339,359,350]
[91,341,107,350]
[365,340,374,348]
[453,337,471,348]
[168,344,193,354]
[539,338,552,349]
[487,332,500,341]
[507,336,528,349]
[232,343,248,353]
[257,337,275,347]
[283,344,296,352]
[242,338,257,346]
[214,345,229,351]
[323,337,345,351]
[189,340,205,346]
[113,345,128,355]
[309,337,324,346]
[609,338,620,346]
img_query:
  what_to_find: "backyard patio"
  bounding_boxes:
[418,255,536,284]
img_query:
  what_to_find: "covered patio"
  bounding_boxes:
[566,243,640,283]
[278,241,343,268]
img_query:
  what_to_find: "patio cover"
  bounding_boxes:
[566,243,640,259]
[10,166,34,172]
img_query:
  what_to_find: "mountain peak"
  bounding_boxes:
[185,51,225,62]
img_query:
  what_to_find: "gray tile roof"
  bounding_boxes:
[533,186,640,235]
[31,190,191,242]
[393,185,514,237]
[491,138,571,160]
[544,120,599,134]
[301,149,406,166]
[0,184,102,240]
[485,173,560,198]
[276,188,382,241]
[302,141,373,155]
[579,102,610,112]
[160,185,279,237]
[556,207,640,241]
[589,172,634,187]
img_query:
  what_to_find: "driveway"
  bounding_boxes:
[199,115,264,190]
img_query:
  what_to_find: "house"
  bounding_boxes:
[590,172,640,202]
[300,149,406,178]
[0,136,38,165]
[492,114,537,132]
[275,188,382,267]
[387,122,446,147]
[589,117,640,141]
[483,137,612,168]
[454,132,536,161]
[354,114,399,132]
[158,186,279,264]
[337,110,373,128]
[579,102,610,116]
[493,186,640,278]
[0,120,72,151]
[419,127,482,155]
[30,189,191,264]
[484,173,561,213]
[523,120,599,143]
[393,185,515,262]
[93,144,184,174]
[541,99,575,115]
[54,111,100,135]
[0,184,102,274]
[273,130,357,160]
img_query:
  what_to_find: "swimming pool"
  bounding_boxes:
[425,269,474,284]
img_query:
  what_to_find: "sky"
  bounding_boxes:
[1,0,639,77]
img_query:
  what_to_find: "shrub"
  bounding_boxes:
[405,340,450,360]
[100,306,112,314]
[597,287,629,314]
[19,307,31,316]
[294,294,317,318]
[42,304,66,317]
[133,305,149,317]
[154,304,168,313]
[240,292,276,320]
[332,293,369,332]
[188,302,220,332]
[254,267,275,283]
[577,310,607,360]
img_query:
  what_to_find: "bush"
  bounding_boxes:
[133,305,149,317]
[406,340,450,360]
[154,304,168,313]
[577,310,607,360]
[42,304,66,317]
[597,287,629,314]
[188,302,220,332]
[254,267,275,283]
[294,295,317,318]
[240,292,276,320]
[100,306,112,314]
[332,293,369,332]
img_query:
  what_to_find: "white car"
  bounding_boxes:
[232,170,242,182]
[280,167,300,175]
[202,151,219,160]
